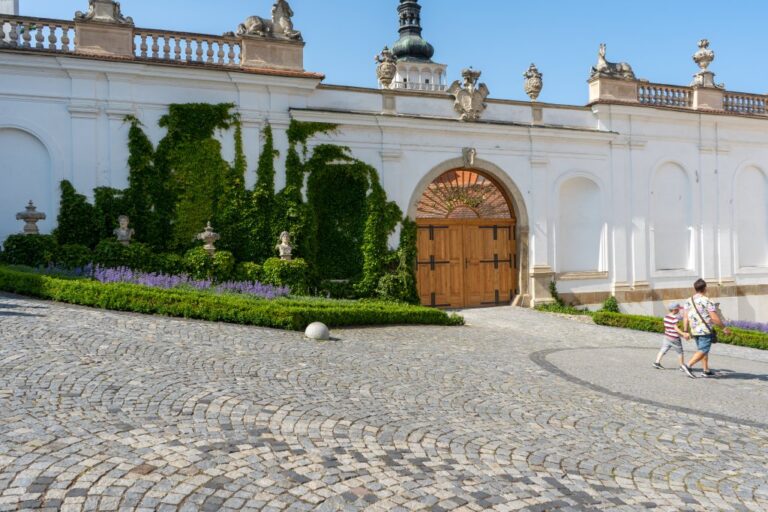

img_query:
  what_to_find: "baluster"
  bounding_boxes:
[173,37,181,60]
[35,24,44,49]
[162,37,170,60]
[17,22,28,48]
[61,25,71,51]
[184,38,193,62]
[195,38,203,62]
[217,42,224,65]
[228,43,236,64]
[138,33,147,58]
[151,34,160,58]
[206,40,214,63]
[0,19,6,45]
[48,24,58,50]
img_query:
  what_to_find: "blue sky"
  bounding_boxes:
[21,0,768,105]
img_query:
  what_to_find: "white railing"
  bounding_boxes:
[392,81,448,93]
[724,92,767,115]
[638,83,692,107]
[0,16,75,53]
[134,29,241,67]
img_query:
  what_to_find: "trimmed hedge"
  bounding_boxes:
[0,266,463,331]
[593,312,768,351]
[1,235,58,267]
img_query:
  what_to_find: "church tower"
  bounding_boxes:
[389,0,447,92]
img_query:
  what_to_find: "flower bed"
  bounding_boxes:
[0,265,463,331]
[727,320,768,334]
[593,312,768,351]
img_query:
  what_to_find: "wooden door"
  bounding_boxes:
[464,223,515,307]
[416,223,464,307]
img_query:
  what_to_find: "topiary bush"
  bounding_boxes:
[601,295,620,313]
[262,258,310,295]
[234,262,263,282]
[93,240,155,272]
[154,253,185,276]
[181,247,235,282]
[1,235,58,267]
[212,251,236,282]
[318,279,358,300]
[54,244,92,269]
[54,180,99,248]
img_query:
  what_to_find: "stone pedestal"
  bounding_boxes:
[381,91,396,115]
[240,37,304,71]
[530,265,555,306]
[693,86,724,111]
[75,22,134,58]
[588,76,639,104]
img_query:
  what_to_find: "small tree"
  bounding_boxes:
[54,180,99,248]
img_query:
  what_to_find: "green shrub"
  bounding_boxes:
[0,235,58,267]
[549,280,566,307]
[601,296,621,313]
[212,251,236,282]
[154,253,185,276]
[234,262,263,282]
[535,303,593,316]
[54,244,92,269]
[182,247,235,281]
[377,272,419,304]
[0,266,464,331]
[319,279,358,299]
[262,258,310,295]
[54,180,99,248]
[592,312,768,351]
[93,240,155,272]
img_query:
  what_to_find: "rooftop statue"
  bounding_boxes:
[375,46,398,88]
[75,0,134,25]
[590,43,635,80]
[448,68,490,122]
[235,0,302,41]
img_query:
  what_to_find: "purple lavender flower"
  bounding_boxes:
[90,266,288,299]
[727,320,768,334]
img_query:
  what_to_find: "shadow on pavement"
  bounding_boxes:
[713,369,768,382]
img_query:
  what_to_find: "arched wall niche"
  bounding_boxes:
[0,127,52,243]
[650,162,692,271]
[735,166,768,268]
[556,176,604,272]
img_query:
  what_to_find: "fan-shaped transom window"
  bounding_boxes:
[417,170,513,219]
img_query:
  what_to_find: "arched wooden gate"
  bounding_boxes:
[415,169,518,308]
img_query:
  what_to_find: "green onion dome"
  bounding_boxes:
[392,0,435,63]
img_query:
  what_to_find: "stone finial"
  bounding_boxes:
[75,0,134,25]
[16,201,46,235]
[234,0,302,41]
[691,39,723,89]
[375,46,398,89]
[276,231,293,261]
[447,68,490,122]
[197,222,220,256]
[113,215,134,246]
[590,43,636,81]
[523,63,543,101]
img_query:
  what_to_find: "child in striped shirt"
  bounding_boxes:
[652,303,691,370]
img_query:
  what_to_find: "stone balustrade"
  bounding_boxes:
[134,29,240,67]
[392,81,447,92]
[638,83,692,108]
[723,91,767,115]
[0,14,303,72]
[0,15,75,52]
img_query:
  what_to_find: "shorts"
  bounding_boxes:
[660,337,683,355]
[694,334,714,354]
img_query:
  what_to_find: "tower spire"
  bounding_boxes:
[398,0,423,38]
[392,0,434,62]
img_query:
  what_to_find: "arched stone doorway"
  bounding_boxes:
[413,166,524,308]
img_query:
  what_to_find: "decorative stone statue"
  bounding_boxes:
[196,222,220,256]
[75,0,133,25]
[523,63,543,102]
[375,46,398,89]
[691,39,722,88]
[234,0,302,41]
[590,44,635,80]
[276,231,293,261]
[462,147,477,169]
[16,201,45,235]
[447,68,490,122]
[113,215,134,246]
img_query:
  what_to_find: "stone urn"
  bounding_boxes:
[196,222,220,256]
[375,46,398,89]
[523,63,543,102]
[693,39,715,71]
[16,200,46,235]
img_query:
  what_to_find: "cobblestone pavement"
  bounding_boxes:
[1,295,767,512]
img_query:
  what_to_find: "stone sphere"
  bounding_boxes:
[304,322,330,341]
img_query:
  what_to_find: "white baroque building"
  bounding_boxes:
[0,0,767,319]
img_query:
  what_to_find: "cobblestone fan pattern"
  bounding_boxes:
[1,295,767,512]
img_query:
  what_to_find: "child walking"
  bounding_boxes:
[652,303,690,370]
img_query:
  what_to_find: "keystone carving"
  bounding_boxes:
[590,43,635,80]
[75,0,133,25]
[448,68,490,122]
[234,0,302,41]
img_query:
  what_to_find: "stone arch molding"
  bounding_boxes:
[648,161,695,272]
[731,163,768,269]
[408,156,531,300]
